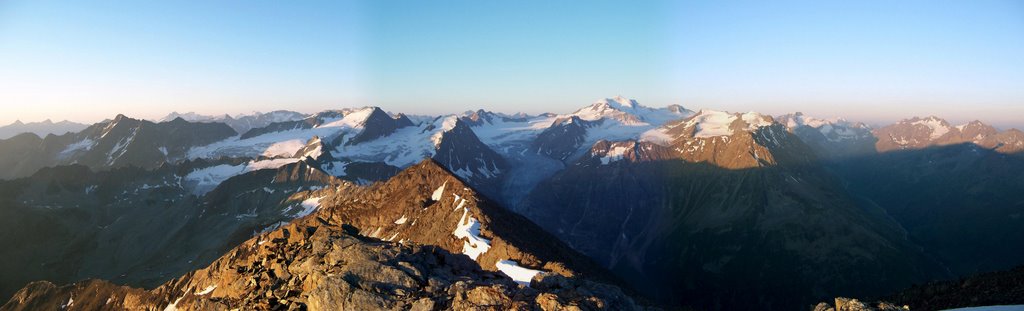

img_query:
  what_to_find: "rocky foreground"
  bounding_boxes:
[812,298,909,311]
[3,221,650,310]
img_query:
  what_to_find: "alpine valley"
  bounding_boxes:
[2,97,1023,310]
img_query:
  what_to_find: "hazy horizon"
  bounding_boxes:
[5,97,1024,132]
[2,0,1022,129]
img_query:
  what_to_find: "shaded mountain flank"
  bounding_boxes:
[518,112,945,310]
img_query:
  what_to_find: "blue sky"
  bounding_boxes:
[1,1,1022,128]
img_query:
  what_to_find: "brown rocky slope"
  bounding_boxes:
[2,160,653,310]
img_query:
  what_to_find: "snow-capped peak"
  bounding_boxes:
[776,112,872,143]
[430,115,461,147]
[602,95,640,110]
[778,112,851,130]
[318,107,379,129]
[682,110,774,138]
[906,116,952,140]
[572,97,645,124]
[570,96,692,127]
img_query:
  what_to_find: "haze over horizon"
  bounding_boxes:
[1,0,1022,128]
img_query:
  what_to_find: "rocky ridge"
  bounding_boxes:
[1,160,653,311]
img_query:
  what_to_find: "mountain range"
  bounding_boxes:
[0,120,88,140]
[158,111,309,135]
[1,96,1022,310]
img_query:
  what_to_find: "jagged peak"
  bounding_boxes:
[394,113,415,126]
[269,158,340,184]
[461,109,499,126]
[429,116,483,149]
[98,114,138,137]
[294,135,330,161]
[356,106,399,126]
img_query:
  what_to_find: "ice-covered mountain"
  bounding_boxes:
[874,116,1024,153]
[469,96,693,157]
[777,112,873,143]
[571,96,691,126]
[181,97,692,203]
[0,115,236,179]
[601,109,802,169]
[776,112,877,158]
[0,119,88,140]
[159,110,307,135]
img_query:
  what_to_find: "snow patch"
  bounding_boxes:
[913,117,951,140]
[60,139,95,158]
[455,197,467,211]
[319,107,375,128]
[452,207,490,260]
[431,182,447,201]
[184,158,299,194]
[394,215,408,225]
[686,110,772,138]
[292,196,323,218]
[688,110,738,137]
[262,139,307,157]
[600,145,631,165]
[163,296,184,311]
[195,285,216,295]
[61,295,74,308]
[639,128,673,145]
[258,221,289,236]
[495,260,544,287]
[302,144,322,159]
